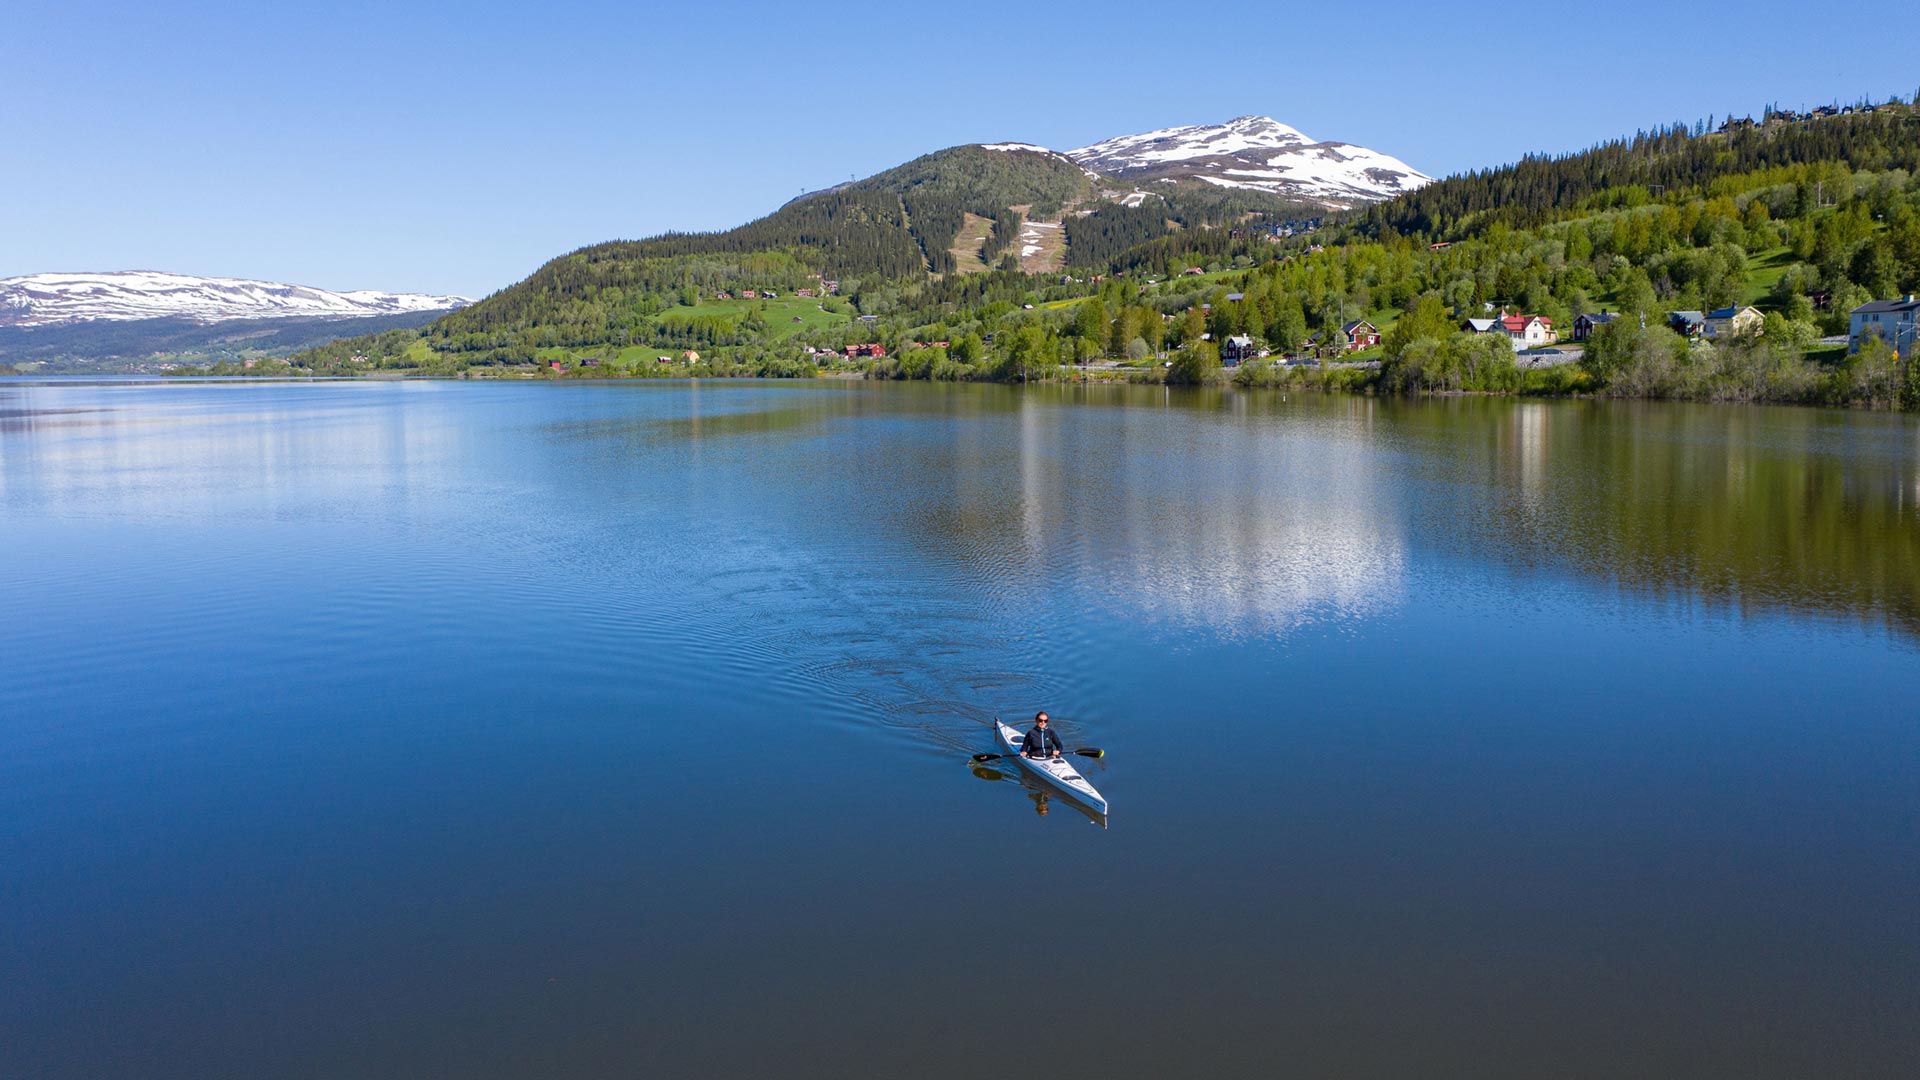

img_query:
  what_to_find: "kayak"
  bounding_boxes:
[995,718,1108,815]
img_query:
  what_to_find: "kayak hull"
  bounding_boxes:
[996,719,1108,815]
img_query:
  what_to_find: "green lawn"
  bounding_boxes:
[1743,246,1796,306]
[696,295,850,337]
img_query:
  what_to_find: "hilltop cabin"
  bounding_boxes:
[1342,320,1382,350]
[683,350,700,363]
[1183,267,1205,275]
[582,358,600,367]
[1572,311,1622,341]
[1465,311,1555,350]
[740,290,757,299]
[1667,311,1708,339]
[656,355,674,364]
[1704,305,1763,340]
[1849,295,1920,353]
[1221,335,1263,365]
[845,343,887,359]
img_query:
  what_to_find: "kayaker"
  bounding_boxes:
[1023,712,1064,760]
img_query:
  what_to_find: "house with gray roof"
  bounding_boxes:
[1849,295,1920,353]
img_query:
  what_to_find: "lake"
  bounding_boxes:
[2,378,1915,1079]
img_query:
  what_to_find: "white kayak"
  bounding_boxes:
[996,718,1108,815]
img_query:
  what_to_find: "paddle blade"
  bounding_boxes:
[1073,748,1105,759]
[971,753,1003,764]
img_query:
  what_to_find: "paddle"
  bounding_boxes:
[971,748,1104,764]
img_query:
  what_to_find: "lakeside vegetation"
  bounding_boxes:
[245,100,1920,410]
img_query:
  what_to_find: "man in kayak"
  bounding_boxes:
[1023,711,1064,760]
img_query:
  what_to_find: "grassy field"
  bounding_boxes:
[696,295,851,336]
[1742,246,1795,306]
[950,212,994,275]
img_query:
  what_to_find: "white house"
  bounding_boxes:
[1464,310,1557,351]
[1849,296,1920,353]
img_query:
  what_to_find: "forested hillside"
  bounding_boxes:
[1363,108,1920,238]
[282,98,1920,410]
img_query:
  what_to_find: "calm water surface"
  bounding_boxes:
[2,378,1916,1078]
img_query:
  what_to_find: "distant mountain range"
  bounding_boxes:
[0,271,471,328]
[0,272,472,370]
[1067,115,1432,206]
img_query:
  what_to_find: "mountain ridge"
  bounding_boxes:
[1066,115,1433,207]
[0,270,472,329]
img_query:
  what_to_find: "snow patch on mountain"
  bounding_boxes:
[0,271,472,328]
[1066,115,1432,207]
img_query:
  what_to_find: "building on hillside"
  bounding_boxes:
[845,343,887,359]
[1221,335,1262,365]
[1848,295,1920,353]
[1183,267,1204,275]
[683,350,700,363]
[1225,292,1245,302]
[1342,320,1382,349]
[1704,305,1764,339]
[1805,289,1832,311]
[582,357,600,366]
[1667,311,1707,339]
[1464,310,1555,350]
[740,290,757,299]
[796,288,816,298]
[1572,311,1622,341]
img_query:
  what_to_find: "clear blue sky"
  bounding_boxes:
[4,1,1913,298]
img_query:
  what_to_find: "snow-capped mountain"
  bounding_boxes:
[1067,115,1433,207]
[0,271,472,328]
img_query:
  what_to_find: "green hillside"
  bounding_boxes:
[286,98,1920,408]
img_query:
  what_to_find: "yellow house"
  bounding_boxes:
[1703,305,1763,340]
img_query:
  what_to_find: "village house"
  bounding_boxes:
[1667,311,1707,339]
[683,350,700,363]
[1848,295,1920,353]
[796,288,816,298]
[844,343,887,359]
[1464,311,1555,350]
[1341,320,1382,349]
[1220,335,1262,365]
[1704,305,1763,340]
[1572,311,1622,342]
[740,290,757,299]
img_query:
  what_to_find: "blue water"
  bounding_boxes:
[2,378,1916,1078]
